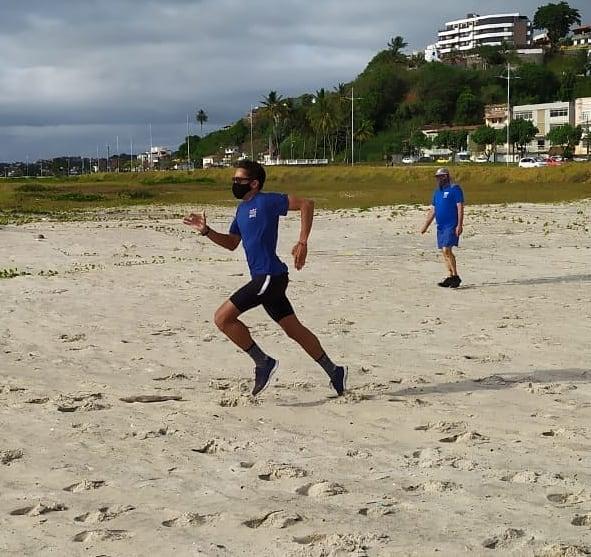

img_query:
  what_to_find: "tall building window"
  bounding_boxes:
[550,108,568,118]
[515,111,533,120]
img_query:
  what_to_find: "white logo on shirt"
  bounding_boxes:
[249,208,257,219]
[443,191,449,199]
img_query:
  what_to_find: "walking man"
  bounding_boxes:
[183,160,347,397]
[420,167,465,288]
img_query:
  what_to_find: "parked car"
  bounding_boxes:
[474,154,490,163]
[436,157,450,164]
[401,156,417,164]
[546,155,564,166]
[518,157,546,168]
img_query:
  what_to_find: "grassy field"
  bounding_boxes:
[1,164,590,223]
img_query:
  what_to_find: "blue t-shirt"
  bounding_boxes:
[229,192,289,277]
[432,184,464,228]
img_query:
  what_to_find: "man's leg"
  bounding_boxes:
[216,282,279,396]
[442,247,461,288]
[441,248,454,276]
[442,247,458,276]
[214,300,253,350]
[276,314,347,396]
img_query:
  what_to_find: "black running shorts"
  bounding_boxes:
[230,273,294,322]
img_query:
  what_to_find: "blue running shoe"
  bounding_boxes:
[252,358,279,397]
[330,366,348,396]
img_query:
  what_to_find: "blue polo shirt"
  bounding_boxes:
[432,184,464,228]
[229,192,289,277]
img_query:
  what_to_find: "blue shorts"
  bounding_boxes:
[437,227,459,249]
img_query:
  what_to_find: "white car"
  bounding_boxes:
[474,154,489,163]
[518,157,546,168]
[401,156,417,164]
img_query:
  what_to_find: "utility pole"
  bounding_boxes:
[116,136,120,172]
[250,105,254,161]
[498,63,520,166]
[106,144,110,172]
[149,123,153,169]
[345,87,363,166]
[130,137,134,173]
[187,113,191,169]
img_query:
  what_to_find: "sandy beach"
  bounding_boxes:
[1,201,590,556]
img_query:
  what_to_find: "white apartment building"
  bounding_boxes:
[512,101,575,154]
[436,13,532,55]
[572,25,591,47]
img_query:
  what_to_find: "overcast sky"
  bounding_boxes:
[1,0,589,161]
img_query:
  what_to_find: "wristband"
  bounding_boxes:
[201,226,211,237]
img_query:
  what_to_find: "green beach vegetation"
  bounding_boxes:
[1,165,590,224]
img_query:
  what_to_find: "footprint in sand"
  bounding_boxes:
[439,431,487,444]
[209,378,250,393]
[10,502,68,516]
[75,505,135,523]
[152,373,191,382]
[535,544,591,556]
[120,394,182,403]
[55,393,109,412]
[243,510,303,529]
[256,463,308,481]
[546,492,587,506]
[414,421,467,433]
[162,512,220,527]
[482,528,528,550]
[192,439,222,455]
[293,533,389,552]
[358,501,397,517]
[571,514,591,527]
[403,481,460,494]
[63,480,106,493]
[501,471,564,485]
[218,394,261,407]
[73,529,131,542]
[1,449,24,465]
[295,482,347,497]
[125,425,178,440]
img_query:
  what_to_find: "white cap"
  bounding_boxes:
[435,167,450,176]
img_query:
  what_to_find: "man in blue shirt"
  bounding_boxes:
[183,161,347,397]
[420,167,465,288]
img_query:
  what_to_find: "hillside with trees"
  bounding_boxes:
[178,2,591,164]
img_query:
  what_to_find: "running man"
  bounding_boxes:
[183,160,347,397]
[420,167,465,288]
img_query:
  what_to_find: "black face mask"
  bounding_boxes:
[232,180,251,199]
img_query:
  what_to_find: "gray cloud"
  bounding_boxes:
[1,0,589,160]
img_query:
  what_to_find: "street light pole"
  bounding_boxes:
[498,63,520,166]
[345,87,363,166]
[186,113,191,169]
[250,105,254,161]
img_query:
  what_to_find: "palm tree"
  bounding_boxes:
[261,91,285,158]
[354,119,374,161]
[196,109,208,135]
[387,36,408,62]
[308,89,339,159]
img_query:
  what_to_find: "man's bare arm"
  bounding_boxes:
[287,195,314,270]
[183,212,241,251]
[420,206,435,234]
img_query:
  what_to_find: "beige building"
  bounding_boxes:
[512,101,575,154]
